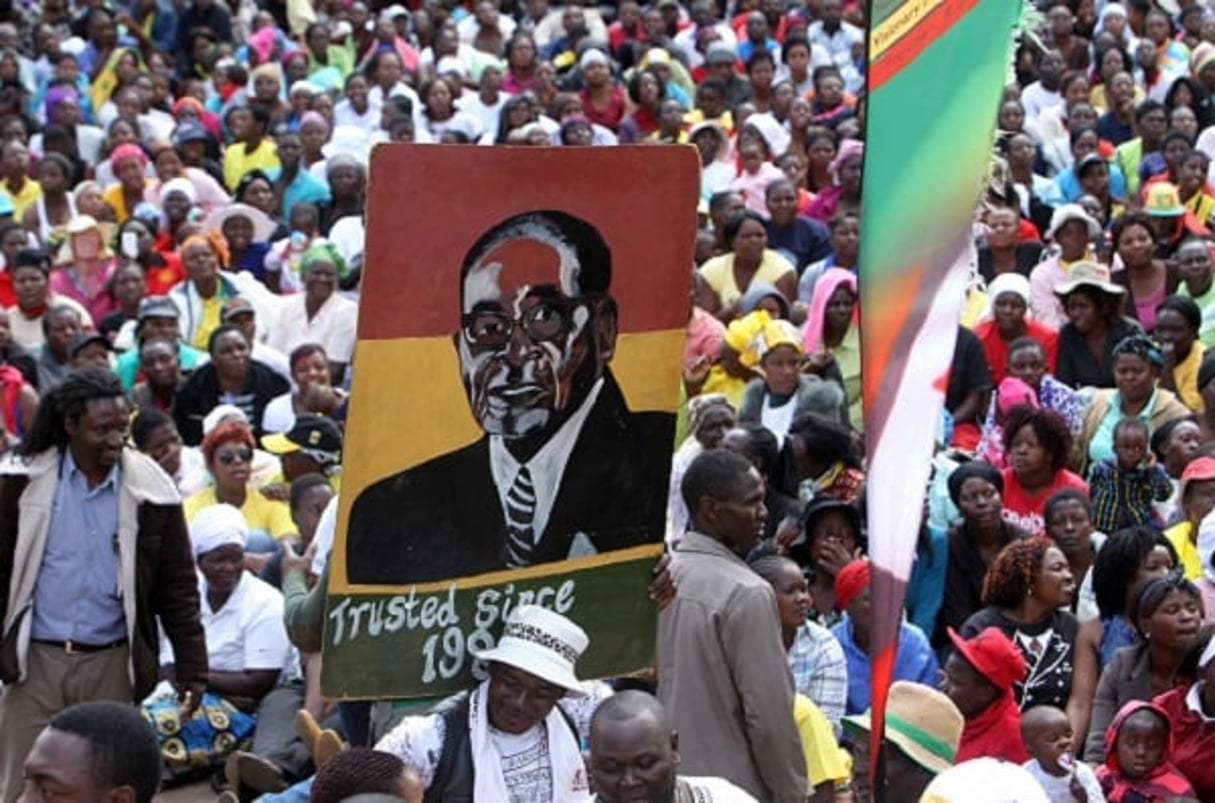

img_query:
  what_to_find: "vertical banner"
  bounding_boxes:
[322,145,698,699]
[861,0,1020,776]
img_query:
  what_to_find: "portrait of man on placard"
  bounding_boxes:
[346,209,675,585]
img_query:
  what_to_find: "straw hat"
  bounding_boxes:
[202,203,277,243]
[1046,203,1100,239]
[842,681,963,776]
[1052,260,1125,298]
[472,605,589,696]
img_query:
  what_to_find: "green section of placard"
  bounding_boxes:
[321,553,657,699]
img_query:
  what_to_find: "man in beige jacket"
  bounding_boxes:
[656,449,808,802]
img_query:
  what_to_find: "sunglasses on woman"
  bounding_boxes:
[216,447,253,466]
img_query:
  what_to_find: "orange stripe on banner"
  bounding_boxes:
[861,268,924,407]
[869,0,981,91]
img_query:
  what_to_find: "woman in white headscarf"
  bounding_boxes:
[972,272,1060,386]
[143,504,296,783]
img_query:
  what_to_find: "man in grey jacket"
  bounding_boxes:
[657,449,808,802]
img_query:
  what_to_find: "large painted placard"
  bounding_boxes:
[323,144,698,698]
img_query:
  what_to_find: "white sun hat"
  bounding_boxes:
[473,605,589,696]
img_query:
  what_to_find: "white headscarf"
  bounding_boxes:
[160,177,197,205]
[985,273,1032,316]
[190,504,248,556]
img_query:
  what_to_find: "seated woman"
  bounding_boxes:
[667,394,736,546]
[1000,405,1088,537]
[802,268,861,429]
[1070,528,1180,750]
[973,274,1058,386]
[793,497,864,628]
[173,325,290,446]
[696,210,797,322]
[183,420,299,562]
[1082,573,1205,762]
[719,424,801,542]
[749,552,849,732]
[49,214,119,324]
[784,412,864,506]
[262,344,347,435]
[1078,333,1190,473]
[961,538,1079,713]
[935,461,1029,648]
[1155,294,1206,411]
[1109,211,1179,334]
[1164,456,1215,580]
[1054,261,1143,389]
[1154,631,1215,800]
[144,504,295,784]
[977,337,1083,466]
[737,317,847,444]
[130,407,208,496]
[1148,414,1202,523]
[830,559,938,716]
[691,309,765,409]
[1043,489,1103,621]
[265,244,359,385]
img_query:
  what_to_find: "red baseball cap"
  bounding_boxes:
[1180,456,1215,501]
[947,627,1026,693]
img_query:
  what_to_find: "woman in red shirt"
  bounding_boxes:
[1000,405,1088,537]
[578,49,627,133]
[974,273,1059,385]
[1153,633,1215,801]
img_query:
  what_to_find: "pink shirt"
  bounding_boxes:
[48,261,119,323]
[729,162,784,215]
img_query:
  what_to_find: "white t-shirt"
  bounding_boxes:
[761,394,796,447]
[491,725,553,802]
[1022,758,1106,803]
[661,777,759,802]
[261,391,296,434]
[161,571,297,678]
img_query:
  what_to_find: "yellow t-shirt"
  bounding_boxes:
[1,178,41,220]
[192,294,225,350]
[698,250,796,309]
[184,486,297,543]
[222,139,281,192]
[1166,520,1202,580]
[795,694,851,787]
[1172,341,1206,413]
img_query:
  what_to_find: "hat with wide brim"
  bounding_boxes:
[842,681,963,776]
[471,605,588,696]
[1052,260,1126,298]
[55,215,115,265]
[202,203,277,243]
[1046,203,1101,239]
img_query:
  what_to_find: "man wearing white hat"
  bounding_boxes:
[377,604,606,802]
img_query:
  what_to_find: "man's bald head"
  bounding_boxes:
[590,689,668,737]
[589,691,679,803]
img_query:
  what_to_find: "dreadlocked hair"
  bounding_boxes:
[310,748,408,803]
[982,537,1055,609]
[19,368,124,458]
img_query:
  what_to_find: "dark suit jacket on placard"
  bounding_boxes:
[346,373,675,585]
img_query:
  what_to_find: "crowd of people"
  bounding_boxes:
[5,0,1215,801]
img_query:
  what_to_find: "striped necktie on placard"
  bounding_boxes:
[504,466,536,567]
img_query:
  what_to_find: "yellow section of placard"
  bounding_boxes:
[329,327,685,593]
